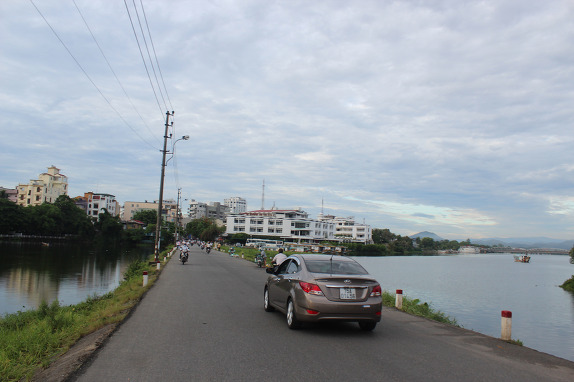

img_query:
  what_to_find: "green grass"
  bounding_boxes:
[382,290,458,326]
[0,249,170,381]
[560,275,574,292]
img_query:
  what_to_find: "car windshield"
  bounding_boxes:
[305,260,368,275]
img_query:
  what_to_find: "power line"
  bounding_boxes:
[29,0,158,151]
[123,0,164,117]
[72,0,160,146]
[131,0,168,112]
[139,0,174,111]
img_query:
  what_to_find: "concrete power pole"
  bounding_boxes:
[154,111,174,262]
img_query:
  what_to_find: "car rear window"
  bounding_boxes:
[305,260,368,275]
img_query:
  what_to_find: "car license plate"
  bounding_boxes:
[340,287,356,299]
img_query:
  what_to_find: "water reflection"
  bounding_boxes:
[0,241,153,316]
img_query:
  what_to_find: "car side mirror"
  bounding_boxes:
[266,267,275,274]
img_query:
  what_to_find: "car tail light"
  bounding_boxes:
[376,311,381,316]
[370,285,382,297]
[306,309,319,315]
[299,282,324,296]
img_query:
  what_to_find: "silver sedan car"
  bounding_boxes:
[264,254,382,330]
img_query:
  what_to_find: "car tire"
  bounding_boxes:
[264,287,274,312]
[358,321,377,331]
[286,298,301,329]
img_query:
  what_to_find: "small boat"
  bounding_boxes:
[514,254,530,263]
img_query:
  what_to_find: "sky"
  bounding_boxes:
[1,0,574,241]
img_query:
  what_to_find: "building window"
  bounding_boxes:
[276,228,282,233]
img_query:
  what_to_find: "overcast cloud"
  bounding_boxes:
[1,0,573,240]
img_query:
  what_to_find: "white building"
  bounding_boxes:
[83,192,119,218]
[224,197,247,214]
[318,214,372,243]
[226,208,337,243]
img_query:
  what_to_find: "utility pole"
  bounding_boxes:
[175,188,181,242]
[154,111,174,262]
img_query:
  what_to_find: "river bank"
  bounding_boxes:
[0,248,173,381]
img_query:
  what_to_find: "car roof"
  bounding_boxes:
[290,254,356,262]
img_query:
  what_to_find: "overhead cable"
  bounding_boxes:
[29,0,158,151]
[72,0,161,147]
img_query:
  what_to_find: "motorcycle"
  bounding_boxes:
[255,254,266,268]
[180,251,189,265]
[206,247,211,254]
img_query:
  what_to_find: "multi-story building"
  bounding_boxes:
[224,197,247,214]
[83,192,119,218]
[317,214,372,243]
[225,208,336,243]
[17,166,68,207]
[225,209,372,244]
[0,187,18,203]
[123,200,178,223]
[188,200,230,220]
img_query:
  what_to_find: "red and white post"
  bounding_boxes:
[501,310,512,340]
[395,289,403,310]
[156,261,161,270]
[143,271,148,287]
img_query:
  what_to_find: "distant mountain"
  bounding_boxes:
[471,237,574,250]
[407,233,573,250]
[409,231,444,241]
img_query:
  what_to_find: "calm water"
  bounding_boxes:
[354,254,574,362]
[0,242,153,317]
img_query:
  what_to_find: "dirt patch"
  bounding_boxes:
[31,324,117,382]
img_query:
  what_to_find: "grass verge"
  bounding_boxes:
[0,248,172,382]
[382,290,458,326]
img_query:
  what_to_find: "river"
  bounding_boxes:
[354,253,574,362]
[0,241,153,317]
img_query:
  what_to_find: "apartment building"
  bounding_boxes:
[188,200,230,220]
[82,192,119,218]
[17,166,68,207]
[224,197,247,214]
[317,214,372,243]
[226,208,336,243]
[226,209,372,244]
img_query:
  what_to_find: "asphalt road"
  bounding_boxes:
[72,246,574,382]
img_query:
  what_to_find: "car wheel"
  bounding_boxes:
[264,287,274,312]
[286,298,301,329]
[358,321,377,331]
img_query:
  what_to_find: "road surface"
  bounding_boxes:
[72,245,574,381]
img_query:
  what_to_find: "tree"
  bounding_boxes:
[420,237,436,250]
[0,198,25,234]
[372,228,396,244]
[185,217,214,238]
[94,209,123,238]
[570,246,574,263]
[54,195,94,236]
[132,209,157,225]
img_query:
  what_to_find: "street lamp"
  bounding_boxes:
[154,110,189,262]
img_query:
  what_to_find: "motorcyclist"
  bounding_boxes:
[272,248,287,268]
[256,248,267,267]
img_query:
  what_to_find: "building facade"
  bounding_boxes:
[17,166,68,207]
[188,200,230,220]
[225,209,372,244]
[0,187,18,203]
[224,197,247,214]
[83,192,119,218]
[317,214,372,243]
[225,208,337,243]
[123,200,179,223]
